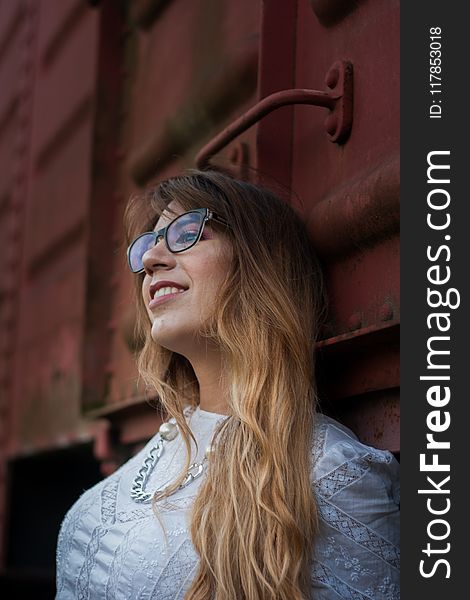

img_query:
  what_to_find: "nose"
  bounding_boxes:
[141,234,176,273]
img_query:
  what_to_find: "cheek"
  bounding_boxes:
[196,256,230,303]
[142,277,150,301]
[141,279,153,319]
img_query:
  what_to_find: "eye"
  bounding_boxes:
[175,229,199,244]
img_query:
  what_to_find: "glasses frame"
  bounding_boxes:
[127,207,229,274]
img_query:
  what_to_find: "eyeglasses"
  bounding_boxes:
[127,208,229,273]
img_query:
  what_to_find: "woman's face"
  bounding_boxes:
[141,201,231,356]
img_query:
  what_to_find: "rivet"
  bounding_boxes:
[325,67,339,89]
[324,113,338,136]
[347,313,362,331]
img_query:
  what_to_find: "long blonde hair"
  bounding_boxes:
[124,170,326,599]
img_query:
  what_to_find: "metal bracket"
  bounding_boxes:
[196,60,353,168]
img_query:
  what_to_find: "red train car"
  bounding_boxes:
[0,0,399,594]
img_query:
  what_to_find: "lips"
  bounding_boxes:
[149,280,188,300]
[148,280,188,309]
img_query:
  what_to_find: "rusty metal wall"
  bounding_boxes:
[292,0,400,450]
[0,0,102,586]
[0,0,399,589]
[193,0,399,450]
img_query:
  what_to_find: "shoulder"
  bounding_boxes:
[312,413,399,502]
[310,413,400,599]
[311,412,400,523]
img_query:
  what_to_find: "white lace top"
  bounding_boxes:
[56,407,400,599]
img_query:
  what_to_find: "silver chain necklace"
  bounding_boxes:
[130,410,213,504]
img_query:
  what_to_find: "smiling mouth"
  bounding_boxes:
[148,287,186,308]
[149,280,188,299]
[154,286,186,299]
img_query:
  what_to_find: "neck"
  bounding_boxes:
[187,345,230,415]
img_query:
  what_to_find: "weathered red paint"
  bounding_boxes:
[0,0,100,579]
[82,0,125,413]
[292,0,399,448]
[0,0,40,570]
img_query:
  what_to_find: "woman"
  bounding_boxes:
[56,170,400,599]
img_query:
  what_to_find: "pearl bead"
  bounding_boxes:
[205,444,215,460]
[159,421,178,441]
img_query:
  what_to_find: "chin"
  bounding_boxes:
[150,321,191,355]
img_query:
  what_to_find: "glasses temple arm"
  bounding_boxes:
[210,213,230,227]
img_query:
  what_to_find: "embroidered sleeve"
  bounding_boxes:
[311,434,400,600]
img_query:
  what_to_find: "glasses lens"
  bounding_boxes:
[129,232,156,272]
[166,211,204,252]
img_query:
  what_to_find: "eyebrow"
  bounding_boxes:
[152,212,173,230]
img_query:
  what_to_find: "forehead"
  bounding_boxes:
[153,200,184,230]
